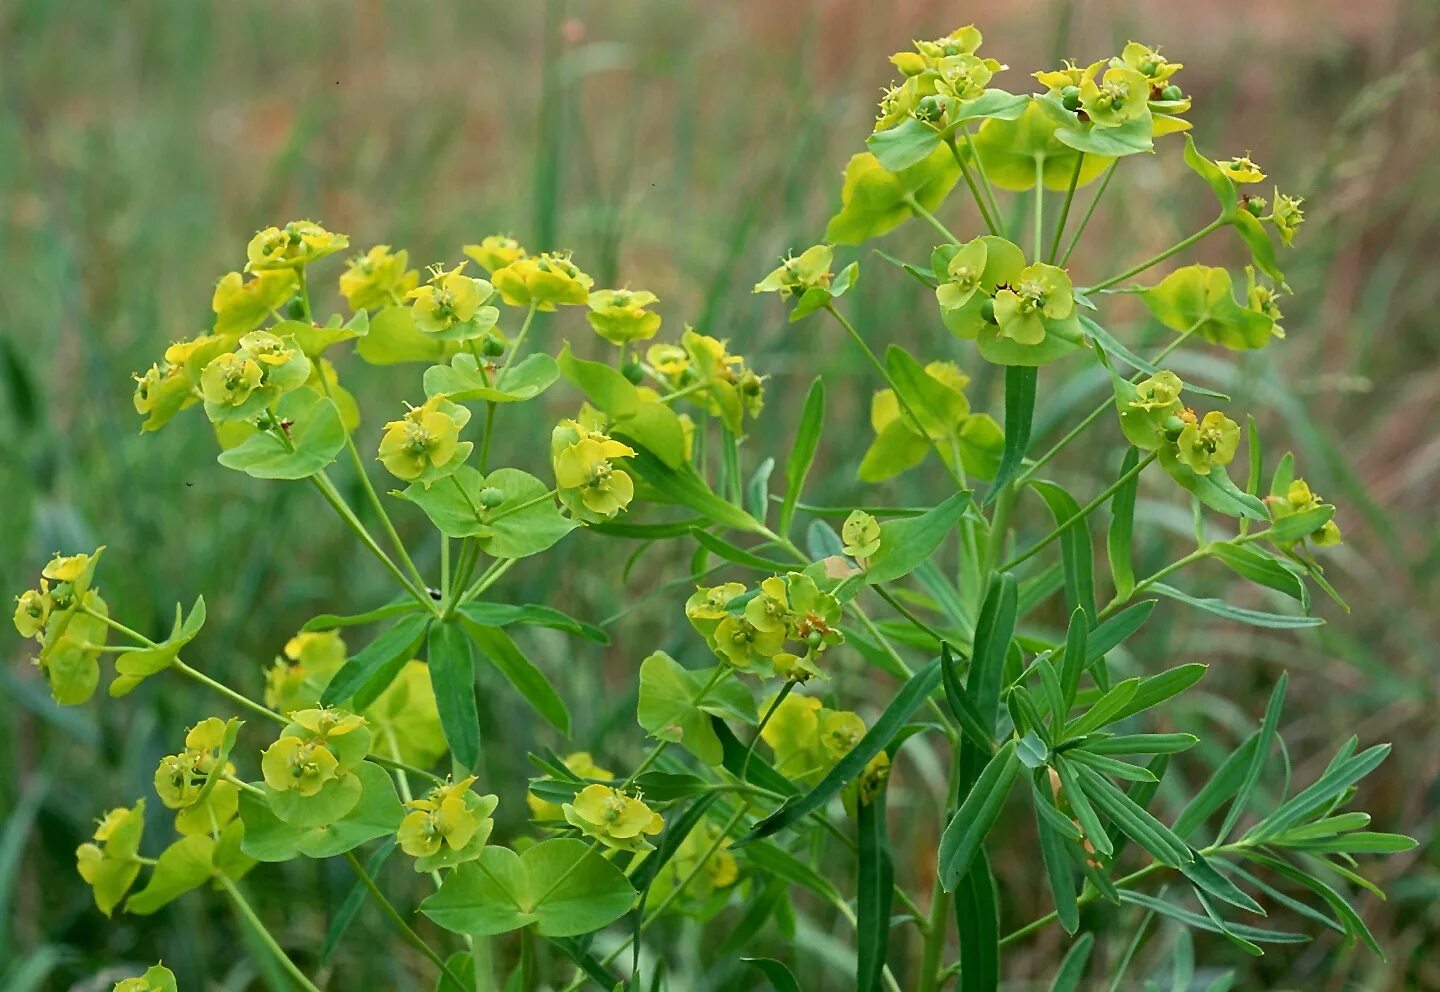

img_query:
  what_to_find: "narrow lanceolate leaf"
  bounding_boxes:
[1031,480,1098,622]
[1216,674,1287,843]
[856,786,894,992]
[1107,448,1139,601]
[938,739,1020,890]
[1118,892,1308,945]
[780,377,825,537]
[322,614,432,708]
[970,573,1018,732]
[1244,744,1392,843]
[1068,760,1191,867]
[1152,583,1323,629]
[1180,851,1265,915]
[1174,734,1260,839]
[1047,933,1095,992]
[865,491,971,585]
[1084,600,1155,668]
[745,958,802,992]
[427,621,481,771]
[455,602,607,643]
[1058,607,1089,712]
[1237,850,1385,958]
[955,852,1000,992]
[458,620,571,735]
[941,643,994,752]
[737,841,842,906]
[302,600,423,632]
[1101,663,1208,726]
[1080,734,1198,756]
[1035,795,1080,934]
[1064,678,1139,738]
[1052,757,1113,858]
[985,365,1036,505]
[737,660,942,845]
[689,528,795,572]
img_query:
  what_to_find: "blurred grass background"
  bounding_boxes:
[2,0,1437,988]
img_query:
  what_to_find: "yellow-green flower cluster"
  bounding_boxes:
[463,234,527,274]
[760,693,868,786]
[76,800,145,916]
[1124,371,1240,476]
[113,964,178,992]
[340,245,418,311]
[562,784,664,853]
[551,414,638,521]
[527,752,614,821]
[587,288,663,347]
[199,330,312,423]
[685,572,842,681]
[13,549,110,705]
[876,25,1006,131]
[246,220,349,272]
[153,717,240,836]
[406,261,496,338]
[650,816,739,904]
[398,775,499,871]
[260,707,370,806]
[378,395,472,484]
[1268,479,1343,548]
[645,329,765,431]
[936,237,1075,347]
[492,250,593,310]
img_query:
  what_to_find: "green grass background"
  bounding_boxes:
[2,0,1437,988]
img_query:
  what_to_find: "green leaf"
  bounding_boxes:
[287,311,368,356]
[941,643,995,752]
[457,620,570,734]
[1052,758,1113,858]
[428,620,481,771]
[824,146,960,245]
[867,117,942,172]
[737,840,841,905]
[1035,792,1080,934]
[1216,674,1287,843]
[1084,600,1156,669]
[636,653,753,765]
[738,660,942,844]
[1055,112,1154,157]
[1244,744,1391,843]
[240,762,404,861]
[1069,760,1191,867]
[1251,506,1335,545]
[747,456,775,524]
[969,573,1018,733]
[938,739,1020,890]
[1183,134,1238,218]
[357,306,451,365]
[1047,934,1094,992]
[627,447,765,534]
[985,365,1036,505]
[110,596,206,697]
[856,784,894,992]
[1238,851,1385,957]
[1103,663,1207,726]
[422,839,637,937]
[303,600,423,632]
[1064,678,1139,738]
[954,851,1000,992]
[125,835,214,915]
[1081,734,1197,755]
[456,602,606,644]
[780,377,825,537]
[864,491,970,585]
[1107,449,1139,601]
[744,958,802,992]
[557,344,686,467]
[1057,607,1088,712]
[423,352,559,404]
[1233,210,1287,286]
[1180,852,1265,915]
[216,390,345,480]
[1065,749,1156,783]
[400,465,578,557]
[970,97,1114,191]
[1118,891,1307,945]
[321,840,395,965]
[1031,480,1097,621]
[1174,734,1260,839]
[1211,543,1309,606]
[690,529,795,572]
[1152,583,1322,629]
[1157,446,1269,520]
[1139,265,1274,350]
[322,614,432,708]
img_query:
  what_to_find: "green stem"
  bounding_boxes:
[1059,160,1117,266]
[824,304,965,488]
[942,137,1000,236]
[1101,545,1213,619]
[1001,452,1157,571]
[1032,156,1045,259]
[983,482,1017,575]
[498,301,540,376]
[1048,152,1084,263]
[875,585,947,644]
[342,851,468,992]
[479,402,497,474]
[314,360,430,597]
[295,267,313,323]
[460,557,516,605]
[370,753,446,786]
[175,659,287,725]
[903,193,961,243]
[310,473,435,611]
[742,682,794,780]
[916,743,962,992]
[1084,215,1226,293]
[218,875,324,992]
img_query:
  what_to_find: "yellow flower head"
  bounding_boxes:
[463,234,528,274]
[112,965,178,992]
[378,396,470,482]
[563,784,664,852]
[1130,371,1184,412]
[407,262,492,334]
[212,269,298,336]
[398,776,498,862]
[13,582,51,639]
[1079,65,1150,127]
[646,343,690,384]
[491,251,593,310]
[1271,188,1305,245]
[1116,42,1182,84]
[1216,153,1266,184]
[587,288,663,346]
[754,245,834,298]
[1176,411,1240,476]
[246,220,349,272]
[200,352,263,408]
[528,752,615,820]
[43,550,100,585]
[992,262,1075,346]
[340,245,419,311]
[552,427,637,518]
[260,735,340,797]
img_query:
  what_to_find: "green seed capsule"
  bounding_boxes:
[1161,84,1183,102]
[1060,85,1081,112]
[1244,196,1267,217]
[478,487,506,509]
[980,297,996,324]
[621,361,644,385]
[1162,415,1185,440]
[481,336,505,357]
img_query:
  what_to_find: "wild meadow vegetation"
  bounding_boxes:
[3,3,1438,991]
